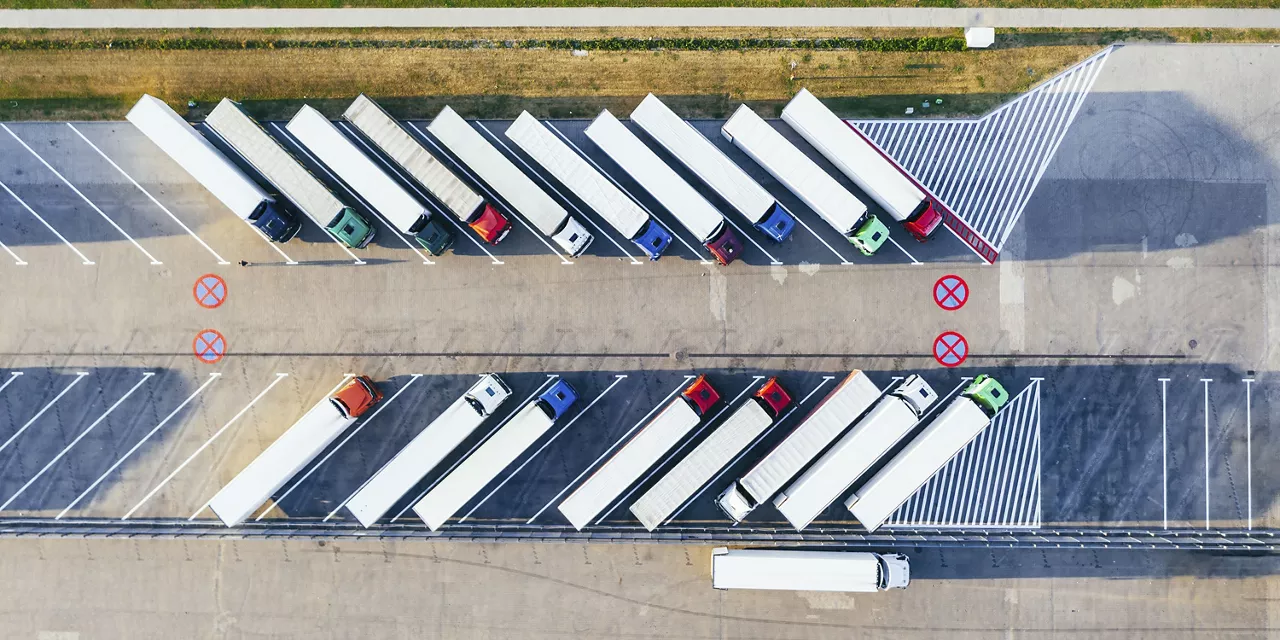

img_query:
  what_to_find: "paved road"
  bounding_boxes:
[2,7,1280,29]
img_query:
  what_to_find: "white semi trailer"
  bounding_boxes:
[285,105,456,255]
[427,106,594,256]
[345,374,512,528]
[628,94,796,243]
[584,110,744,265]
[846,375,1010,532]
[773,375,938,531]
[717,370,880,522]
[502,111,673,260]
[125,94,301,243]
[712,548,910,592]
[782,88,944,244]
[720,105,889,257]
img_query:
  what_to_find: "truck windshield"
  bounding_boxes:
[465,397,486,416]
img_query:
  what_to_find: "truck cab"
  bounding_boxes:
[633,219,673,260]
[964,375,1009,417]
[902,198,944,242]
[754,377,792,417]
[330,376,384,419]
[249,199,302,243]
[877,553,911,590]
[891,375,939,416]
[412,215,457,256]
[850,213,891,256]
[467,203,512,245]
[553,217,595,257]
[326,206,376,248]
[681,375,721,415]
[538,380,579,420]
[716,483,755,522]
[706,227,745,266]
[755,203,797,243]
[466,374,513,416]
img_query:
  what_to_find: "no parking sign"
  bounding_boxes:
[933,332,968,368]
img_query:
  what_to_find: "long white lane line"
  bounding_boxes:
[1159,377,1169,529]
[0,372,88,459]
[544,122,712,264]
[527,375,694,524]
[0,372,23,396]
[59,372,221,519]
[461,374,626,524]
[195,123,298,265]
[257,373,413,521]
[473,122,640,264]
[123,373,288,521]
[265,123,367,265]
[1,123,162,265]
[0,235,24,265]
[885,236,921,265]
[0,372,154,512]
[415,121,570,264]
[328,122,435,265]
[662,375,834,527]
[594,377,761,526]
[1202,377,1212,531]
[67,123,230,265]
[778,201,853,265]
[0,176,93,264]
[1244,377,1254,530]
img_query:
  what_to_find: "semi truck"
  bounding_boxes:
[772,375,938,531]
[717,370,880,522]
[204,98,375,249]
[782,89,944,243]
[346,374,512,528]
[503,111,673,260]
[125,94,301,243]
[720,105,889,256]
[412,380,578,530]
[343,94,509,246]
[558,375,720,530]
[427,106,593,256]
[208,376,383,527]
[711,548,910,592]
[629,94,796,243]
[629,378,791,531]
[285,105,456,255]
[584,110,744,265]
[845,375,1010,532]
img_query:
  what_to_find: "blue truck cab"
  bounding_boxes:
[248,197,302,243]
[755,202,796,242]
[537,380,579,420]
[632,218,674,260]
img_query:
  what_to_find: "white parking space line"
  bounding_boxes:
[1,124,163,265]
[0,177,93,265]
[265,123,368,265]
[528,375,694,524]
[324,122,435,265]
[594,377,761,526]
[544,122,713,265]
[390,375,559,524]
[123,372,288,521]
[663,375,835,526]
[886,235,922,265]
[66,124,231,266]
[260,374,415,522]
[58,372,221,519]
[0,372,88,460]
[0,372,153,512]
[1159,377,1169,529]
[0,236,24,265]
[406,122,571,265]
[1201,377,1212,530]
[781,203,853,265]
[350,124,505,266]
[1244,377,1254,529]
[473,122,641,265]
[0,372,22,396]
[461,374,626,524]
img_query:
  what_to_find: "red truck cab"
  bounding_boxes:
[753,377,792,418]
[681,375,721,416]
[330,376,384,419]
[903,198,944,242]
[469,203,513,245]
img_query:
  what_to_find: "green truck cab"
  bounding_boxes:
[849,214,892,256]
[413,216,457,255]
[327,206,376,249]
[964,375,1009,417]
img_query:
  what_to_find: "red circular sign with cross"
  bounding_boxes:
[193,329,227,364]
[933,331,968,368]
[194,274,228,309]
[933,275,968,311]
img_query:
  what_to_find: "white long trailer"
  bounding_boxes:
[720,105,889,257]
[712,548,910,592]
[717,371,880,522]
[628,94,796,242]
[845,376,1009,532]
[773,375,938,531]
[208,389,361,527]
[342,94,486,224]
[585,109,743,265]
[125,94,300,243]
[346,374,511,528]
[503,111,672,259]
[782,89,943,242]
[558,391,705,530]
[427,106,593,256]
